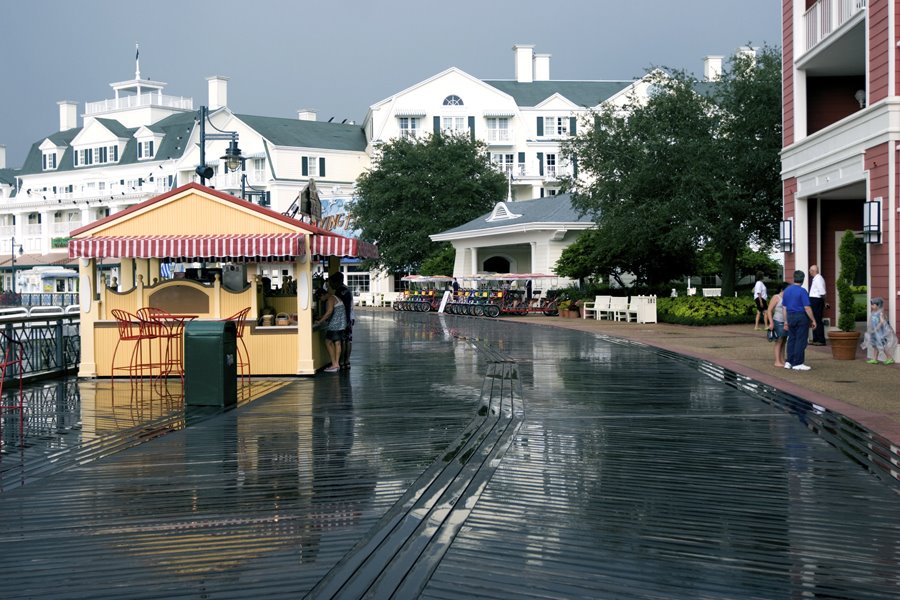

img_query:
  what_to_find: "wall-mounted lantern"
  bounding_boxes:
[779,218,793,253]
[863,198,881,244]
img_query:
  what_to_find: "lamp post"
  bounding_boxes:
[195,106,244,187]
[10,237,23,297]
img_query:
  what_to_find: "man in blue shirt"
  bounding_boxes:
[782,269,817,371]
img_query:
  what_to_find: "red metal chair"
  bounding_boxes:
[222,307,251,382]
[0,331,25,446]
[137,307,193,382]
[111,309,154,383]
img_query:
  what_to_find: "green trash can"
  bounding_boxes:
[184,320,237,408]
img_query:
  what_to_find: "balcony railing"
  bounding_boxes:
[804,0,866,53]
[85,93,193,116]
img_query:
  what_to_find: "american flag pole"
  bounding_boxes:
[135,43,141,79]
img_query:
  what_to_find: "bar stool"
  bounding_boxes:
[137,307,192,382]
[111,309,154,383]
[222,307,251,382]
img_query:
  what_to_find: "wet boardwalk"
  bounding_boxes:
[1,311,898,599]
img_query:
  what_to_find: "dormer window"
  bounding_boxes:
[42,152,58,170]
[443,95,464,106]
[39,139,64,171]
[137,140,155,160]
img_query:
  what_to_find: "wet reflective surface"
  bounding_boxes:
[0,311,898,599]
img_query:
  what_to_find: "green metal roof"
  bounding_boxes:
[484,80,634,108]
[436,193,592,237]
[95,118,135,139]
[237,114,367,152]
[17,112,196,175]
[0,168,18,186]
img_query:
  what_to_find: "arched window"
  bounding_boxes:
[443,95,464,106]
[483,256,511,273]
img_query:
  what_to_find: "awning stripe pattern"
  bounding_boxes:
[310,235,379,259]
[69,234,306,261]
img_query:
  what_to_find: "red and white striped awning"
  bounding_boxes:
[69,234,306,261]
[310,234,379,259]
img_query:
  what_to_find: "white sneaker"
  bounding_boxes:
[784,362,792,369]
[791,364,811,371]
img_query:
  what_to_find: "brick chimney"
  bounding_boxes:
[207,76,229,109]
[58,101,78,131]
[513,44,535,83]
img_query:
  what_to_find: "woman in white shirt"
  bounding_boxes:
[753,271,770,331]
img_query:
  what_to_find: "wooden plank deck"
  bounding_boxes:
[1,312,898,599]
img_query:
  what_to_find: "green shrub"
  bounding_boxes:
[657,296,756,326]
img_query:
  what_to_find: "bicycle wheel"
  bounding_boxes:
[473,304,484,317]
[543,301,559,316]
[484,304,501,318]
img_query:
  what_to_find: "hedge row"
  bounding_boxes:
[657,296,756,326]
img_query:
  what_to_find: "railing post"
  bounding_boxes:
[55,318,64,368]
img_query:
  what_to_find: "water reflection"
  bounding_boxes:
[0,376,289,491]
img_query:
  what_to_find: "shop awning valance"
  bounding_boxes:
[69,234,306,261]
[310,234,379,259]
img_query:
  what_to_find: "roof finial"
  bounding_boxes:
[135,43,141,80]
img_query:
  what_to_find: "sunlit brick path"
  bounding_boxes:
[1,311,898,599]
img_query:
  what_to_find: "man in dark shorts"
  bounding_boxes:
[328,272,354,369]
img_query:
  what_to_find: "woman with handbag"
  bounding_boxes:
[315,282,347,373]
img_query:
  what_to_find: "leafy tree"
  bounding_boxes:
[562,46,782,295]
[351,134,507,273]
[695,246,782,282]
[420,243,455,276]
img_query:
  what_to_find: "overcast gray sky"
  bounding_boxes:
[0,0,781,169]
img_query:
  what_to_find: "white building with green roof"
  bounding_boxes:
[0,60,369,291]
[363,44,656,201]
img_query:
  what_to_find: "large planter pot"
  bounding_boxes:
[559,309,580,319]
[828,330,861,360]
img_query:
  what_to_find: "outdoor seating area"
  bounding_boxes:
[355,291,399,308]
[582,294,658,323]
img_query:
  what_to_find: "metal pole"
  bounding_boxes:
[199,106,207,186]
[11,237,15,295]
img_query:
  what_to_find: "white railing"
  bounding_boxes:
[25,224,42,235]
[804,0,866,53]
[544,166,572,180]
[85,93,193,115]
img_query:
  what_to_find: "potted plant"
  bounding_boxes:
[558,299,580,318]
[828,229,861,360]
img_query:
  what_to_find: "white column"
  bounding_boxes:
[40,210,52,255]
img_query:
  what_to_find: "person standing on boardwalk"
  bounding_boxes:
[782,270,817,371]
[808,265,828,346]
[315,282,347,373]
[753,271,770,331]
[767,282,788,367]
[328,272,354,369]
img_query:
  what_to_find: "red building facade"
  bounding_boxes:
[782,0,898,355]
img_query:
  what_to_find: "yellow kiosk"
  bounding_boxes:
[68,183,376,377]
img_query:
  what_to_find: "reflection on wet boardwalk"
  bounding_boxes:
[0,311,898,599]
